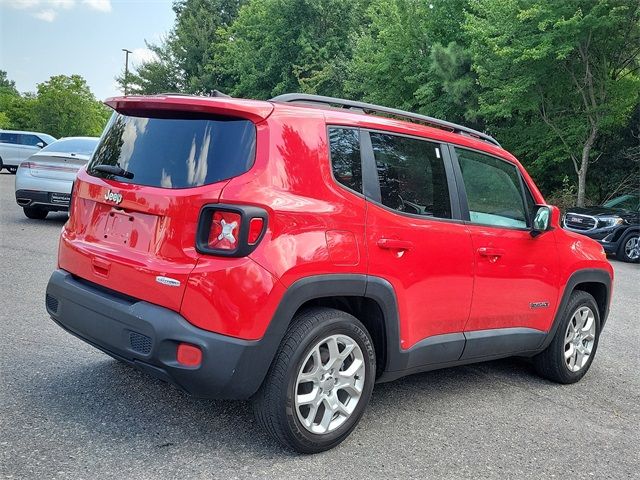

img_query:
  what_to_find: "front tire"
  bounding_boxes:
[253,308,376,453]
[533,290,600,384]
[23,207,48,220]
[617,232,640,263]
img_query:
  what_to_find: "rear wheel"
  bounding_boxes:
[253,308,376,453]
[533,290,600,384]
[23,207,48,220]
[7,166,17,174]
[617,232,640,263]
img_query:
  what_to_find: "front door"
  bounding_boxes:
[450,146,559,353]
[363,130,474,356]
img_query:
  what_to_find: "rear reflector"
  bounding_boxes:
[248,217,264,244]
[176,343,202,367]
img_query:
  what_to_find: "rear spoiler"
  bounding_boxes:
[104,95,274,124]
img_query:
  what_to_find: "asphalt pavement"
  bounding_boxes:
[1,171,638,479]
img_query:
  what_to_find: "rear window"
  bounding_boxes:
[42,138,99,156]
[88,113,256,189]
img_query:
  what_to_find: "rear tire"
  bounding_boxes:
[23,207,48,220]
[7,166,17,174]
[617,232,640,263]
[533,290,600,384]
[253,308,376,453]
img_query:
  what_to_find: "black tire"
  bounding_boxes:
[0,157,4,171]
[533,290,600,384]
[253,308,376,453]
[616,231,640,263]
[7,166,17,174]
[23,207,48,220]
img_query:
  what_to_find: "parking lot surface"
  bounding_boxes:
[1,172,638,479]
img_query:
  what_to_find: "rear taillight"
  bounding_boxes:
[68,179,77,217]
[20,161,34,171]
[196,204,268,257]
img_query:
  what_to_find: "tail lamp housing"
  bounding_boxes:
[196,204,268,257]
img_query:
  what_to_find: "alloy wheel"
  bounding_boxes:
[294,334,365,434]
[624,236,639,261]
[564,306,596,373]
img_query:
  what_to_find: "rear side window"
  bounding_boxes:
[88,113,256,189]
[370,132,451,219]
[455,147,528,228]
[329,128,362,193]
[0,133,19,144]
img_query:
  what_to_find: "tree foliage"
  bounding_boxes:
[466,0,640,205]
[0,72,110,138]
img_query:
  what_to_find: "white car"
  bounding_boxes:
[0,130,57,173]
[15,137,99,219]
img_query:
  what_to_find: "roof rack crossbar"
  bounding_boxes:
[270,93,501,147]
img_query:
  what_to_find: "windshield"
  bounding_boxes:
[603,194,640,212]
[87,113,256,189]
[41,138,99,156]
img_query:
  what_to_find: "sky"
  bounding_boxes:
[0,0,175,100]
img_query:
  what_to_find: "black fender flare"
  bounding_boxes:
[537,268,612,351]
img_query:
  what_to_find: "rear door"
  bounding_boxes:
[60,110,259,311]
[450,146,559,338]
[363,130,474,354]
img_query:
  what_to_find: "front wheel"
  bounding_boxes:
[23,207,48,220]
[253,308,376,453]
[533,290,600,384]
[617,232,640,263]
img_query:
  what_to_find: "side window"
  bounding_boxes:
[329,128,362,193]
[19,134,41,147]
[455,147,528,228]
[370,132,451,219]
[0,133,19,144]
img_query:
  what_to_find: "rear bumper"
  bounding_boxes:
[46,269,269,399]
[15,189,70,211]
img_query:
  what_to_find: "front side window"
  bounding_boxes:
[88,113,256,189]
[456,147,528,228]
[19,134,42,147]
[370,132,451,219]
[329,127,362,193]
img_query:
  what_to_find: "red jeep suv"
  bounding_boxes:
[46,93,613,453]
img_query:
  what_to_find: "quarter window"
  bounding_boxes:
[370,132,451,219]
[329,128,362,193]
[455,147,528,228]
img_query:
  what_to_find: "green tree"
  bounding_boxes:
[33,75,110,137]
[120,0,245,95]
[217,0,370,99]
[346,0,475,123]
[119,40,185,95]
[466,0,640,206]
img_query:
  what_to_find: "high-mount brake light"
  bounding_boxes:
[196,204,268,257]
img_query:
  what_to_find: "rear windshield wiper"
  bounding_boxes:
[92,164,134,180]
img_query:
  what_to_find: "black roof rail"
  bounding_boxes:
[270,93,501,148]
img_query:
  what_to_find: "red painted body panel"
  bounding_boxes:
[463,224,559,332]
[58,94,613,354]
[365,203,474,349]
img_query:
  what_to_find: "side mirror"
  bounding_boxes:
[36,142,45,148]
[531,205,551,237]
